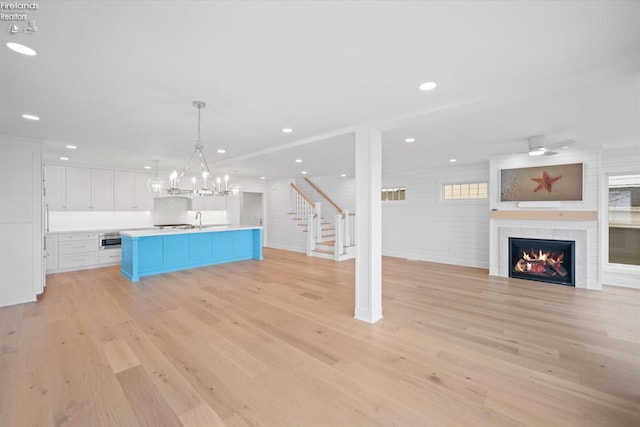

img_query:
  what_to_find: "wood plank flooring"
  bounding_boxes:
[1,248,639,426]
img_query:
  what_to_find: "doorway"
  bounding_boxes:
[241,192,264,227]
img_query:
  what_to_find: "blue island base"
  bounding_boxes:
[120,227,263,282]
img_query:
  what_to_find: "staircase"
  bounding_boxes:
[289,181,356,261]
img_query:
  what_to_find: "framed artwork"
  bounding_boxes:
[500,163,583,202]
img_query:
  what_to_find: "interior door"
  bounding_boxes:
[240,192,263,226]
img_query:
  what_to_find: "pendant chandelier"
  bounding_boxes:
[164,100,241,197]
[147,160,165,196]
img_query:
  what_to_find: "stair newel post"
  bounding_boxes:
[314,202,322,242]
[343,210,350,247]
[306,213,315,256]
[335,213,343,260]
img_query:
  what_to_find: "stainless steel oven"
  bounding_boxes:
[99,232,121,250]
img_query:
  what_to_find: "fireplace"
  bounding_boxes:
[509,237,575,286]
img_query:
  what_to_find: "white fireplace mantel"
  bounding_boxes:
[489,218,599,290]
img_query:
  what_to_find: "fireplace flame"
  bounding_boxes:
[522,250,562,265]
[515,248,567,277]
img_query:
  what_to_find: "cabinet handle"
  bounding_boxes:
[45,204,50,233]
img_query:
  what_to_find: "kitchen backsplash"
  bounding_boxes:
[48,208,228,232]
[152,196,192,225]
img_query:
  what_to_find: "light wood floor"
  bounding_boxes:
[2,248,640,426]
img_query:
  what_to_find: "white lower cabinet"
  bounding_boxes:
[57,232,99,270]
[59,252,100,270]
[45,235,59,272]
[99,248,122,264]
[47,231,121,273]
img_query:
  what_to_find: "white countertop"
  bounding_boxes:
[120,225,262,238]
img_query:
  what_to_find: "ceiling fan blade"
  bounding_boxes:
[546,139,575,150]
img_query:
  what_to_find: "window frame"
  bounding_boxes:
[441,181,488,202]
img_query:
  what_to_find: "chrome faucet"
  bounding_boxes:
[195,211,202,230]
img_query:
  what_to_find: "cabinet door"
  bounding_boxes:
[114,171,135,211]
[45,235,58,272]
[66,167,92,211]
[91,169,114,211]
[44,165,66,211]
[134,173,154,211]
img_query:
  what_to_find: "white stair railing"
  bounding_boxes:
[306,213,316,256]
[334,214,343,260]
[290,183,315,225]
[334,210,356,260]
[344,210,355,247]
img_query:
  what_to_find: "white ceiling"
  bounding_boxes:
[2,1,639,180]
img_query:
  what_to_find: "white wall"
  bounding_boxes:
[298,175,356,214]
[601,145,640,288]
[381,163,490,268]
[266,178,307,252]
[266,166,491,269]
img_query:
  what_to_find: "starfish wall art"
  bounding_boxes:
[500,163,583,202]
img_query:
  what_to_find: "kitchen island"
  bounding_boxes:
[120,226,263,282]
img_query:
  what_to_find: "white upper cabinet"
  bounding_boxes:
[114,171,135,211]
[66,167,92,211]
[44,165,66,211]
[91,169,114,211]
[66,167,114,211]
[134,173,154,211]
[114,171,154,211]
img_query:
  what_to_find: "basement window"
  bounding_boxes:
[381,187,406,201]
[443,182,488,200]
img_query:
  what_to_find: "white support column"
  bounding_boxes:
[354,129,382,324]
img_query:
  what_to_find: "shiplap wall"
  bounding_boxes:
[265,165,491,267]
[381,163,490,268]
[601,145,640,288]
[266,178,307,252]
[299,176,356,213]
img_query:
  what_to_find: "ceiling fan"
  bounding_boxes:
[523,135,575,156]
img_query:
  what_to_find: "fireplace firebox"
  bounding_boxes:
[509,237,575,286]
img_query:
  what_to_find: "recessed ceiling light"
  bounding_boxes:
[562,146,570,150]
[65,145,77,150]
[449,158,457,163]
[260,176,266,180]
[301,171,307,175]
[405,138,415,143]
[419,81,437,91]
[295,159,303,163]
[217,149,226,154]
[22,114,40,121]
[7,42,37,56]
[282,128,293,134]
[59,157,69,161]
[144,166,152,169]
[341,174,347,177]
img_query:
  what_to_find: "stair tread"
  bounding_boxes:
[313,248,334,254]
[317,240,336,246]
